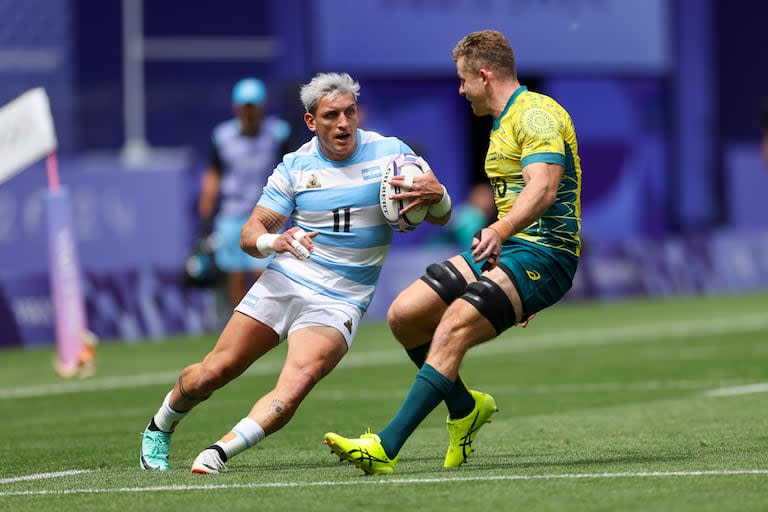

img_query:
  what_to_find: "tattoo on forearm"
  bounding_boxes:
[251,206,285,235]
[241,207,286,254]
[260,213,284,234]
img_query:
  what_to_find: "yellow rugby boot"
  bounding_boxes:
[443,390,497,468]
[324,430,398,475]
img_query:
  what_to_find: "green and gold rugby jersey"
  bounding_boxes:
[486,86,582,257]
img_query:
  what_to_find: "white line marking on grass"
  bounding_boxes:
[2,311,767,400]
[315,378,750,401]
[0,469,766,497]
[705,383,768,397]
[0,372,181,399]
[0,469,92,484]
[485,312,768,352]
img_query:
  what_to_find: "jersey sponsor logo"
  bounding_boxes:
[526,269,541,281]
[305,174,322,189]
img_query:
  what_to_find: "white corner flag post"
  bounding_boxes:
[0,88,92,378]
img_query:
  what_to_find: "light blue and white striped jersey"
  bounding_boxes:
[256,129,412,311]
[212,116,291,217]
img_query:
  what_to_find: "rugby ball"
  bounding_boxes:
[380,154,430,232]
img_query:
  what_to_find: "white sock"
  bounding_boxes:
[152,391,188,432]
[214,417,266,460]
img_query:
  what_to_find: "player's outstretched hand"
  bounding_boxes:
[276,227,318,260]
[471,228,502,272]
[389,170,444,216]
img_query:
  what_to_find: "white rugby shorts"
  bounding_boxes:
[235,269,362,348]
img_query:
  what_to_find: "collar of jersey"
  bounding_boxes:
[314,128,364,166]
[492,85,528,131]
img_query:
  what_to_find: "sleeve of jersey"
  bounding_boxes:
[517,105,566,169]
[256,163,294,216]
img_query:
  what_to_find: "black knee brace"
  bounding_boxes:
[420,261,468,305]
[460,276,516,334]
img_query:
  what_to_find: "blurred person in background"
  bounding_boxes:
[196,78,291,307]
[140,72,452,473]
[324,29,582,475]
[429,182,497,248]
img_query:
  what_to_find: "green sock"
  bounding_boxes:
[406,343,475,419]
[378,364,453,458]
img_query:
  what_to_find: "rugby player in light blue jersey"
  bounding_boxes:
[325,30,582,475]
[140,72,453,474]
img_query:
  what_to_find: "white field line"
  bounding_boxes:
[0,469,92,484]
[1,311,767,401]
[312,378,753,401]
[0,469,766,497]
[483,311,768,352]
[705,383,768,397]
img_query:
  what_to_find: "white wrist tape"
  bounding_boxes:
[428,186,452,217]
[256,233,279,255]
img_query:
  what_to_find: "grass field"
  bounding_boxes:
[1,292,768,511]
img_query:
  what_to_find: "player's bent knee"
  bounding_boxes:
[420,261,468,305]
[386,302,407,339]
[387,291,424,330]
[387,291,412,324]
[460,277,517,334]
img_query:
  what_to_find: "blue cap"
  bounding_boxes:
[232,78,266,106]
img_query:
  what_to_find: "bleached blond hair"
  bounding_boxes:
[299,72,360,114]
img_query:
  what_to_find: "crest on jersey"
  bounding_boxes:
[305,174,321,189]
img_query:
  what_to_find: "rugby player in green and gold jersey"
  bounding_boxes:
[324,29,582,475]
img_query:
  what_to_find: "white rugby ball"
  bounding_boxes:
[380,154,430,232]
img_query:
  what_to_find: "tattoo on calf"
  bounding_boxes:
[271,399,285,416]
[177,375,212,402]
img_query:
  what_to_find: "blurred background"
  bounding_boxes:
[1,0,767,349]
